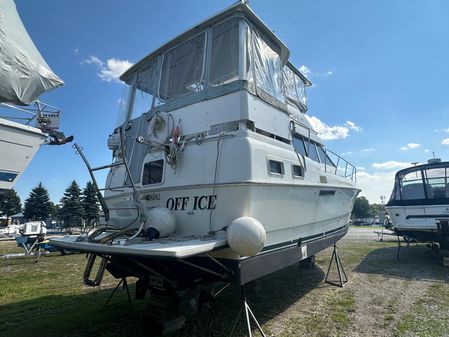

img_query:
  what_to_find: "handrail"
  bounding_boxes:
[324,148,357,182]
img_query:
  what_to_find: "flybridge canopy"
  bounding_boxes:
[0,0,64,106]
[118,1,312,123]
[121,1,291,81]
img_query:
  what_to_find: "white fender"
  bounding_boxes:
[226,217,266,256]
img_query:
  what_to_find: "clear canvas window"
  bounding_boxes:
[142,160,164,185]
[400,171,425,200]
[251,30,284,102]
[131,60,160,118]
[283,66,307,110]
[424,167,448,198]
[159,32,206,102]
[210,18,240,86]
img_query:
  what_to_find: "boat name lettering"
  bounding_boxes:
[143,193,160,201]
[166,195,217,211]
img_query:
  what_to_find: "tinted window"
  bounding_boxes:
[292,134,307,157]
[269,160,284,175]
[308,143,320,162]
[0,171,18,182]
[292,165,303,177]
[142,160,164,185]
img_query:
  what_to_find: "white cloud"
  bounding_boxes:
[305,115,361,141]
[98,58,133,82]
[345,120,362,132]
[299,65,335,79]
[442,138,449,145]
[424,149,430,152]
[372,161,410,170]
[85,55,103,67]
[357,170,396,204]
[361,147,374,152]
[341,151,352,156]
[357,166,366,171]
[74,48,80,55]
[84,55,133,83]
[399,143,420,151]
[299,65,311,77]
[435,128,449,133]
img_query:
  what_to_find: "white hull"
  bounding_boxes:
[0,118,45,190]
[387,204,449,232]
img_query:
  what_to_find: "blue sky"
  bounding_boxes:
[12,0,449,204]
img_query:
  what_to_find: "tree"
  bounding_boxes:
[352,196,371,219]
[23,183,52,221]
[0,189,22,222]
[369,203,385,217]
[60,180,84,227]
[82,182,100,226]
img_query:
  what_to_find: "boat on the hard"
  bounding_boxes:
[386,158,449,248]
[0,0,67,194]
[50,1,359,330]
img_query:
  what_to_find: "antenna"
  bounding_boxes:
[433,151,436,159]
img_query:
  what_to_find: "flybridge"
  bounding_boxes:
[116,2,311,128]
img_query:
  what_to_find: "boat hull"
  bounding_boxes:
[0,118,45,191]
[386,204,449,246]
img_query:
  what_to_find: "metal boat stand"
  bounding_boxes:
[229,286,267,337]
[104,277,133,308]
[325,244,348,287]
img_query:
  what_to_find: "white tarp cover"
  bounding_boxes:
[0,0,63,106]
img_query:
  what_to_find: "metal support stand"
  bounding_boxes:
[104,278,133,308]
[325,244,348,287]
[396,234,401,260]
[229,286,267,337]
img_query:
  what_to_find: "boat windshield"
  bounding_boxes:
[389,164,449,204]
[116,16,309,125]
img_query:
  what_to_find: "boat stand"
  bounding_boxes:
[325,244,348,287]
[104,277,133,308]
[229,286,267,337]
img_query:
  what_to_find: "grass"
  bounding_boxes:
[394,283,449,337]
[1,237,447,337]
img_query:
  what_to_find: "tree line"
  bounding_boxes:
[351,196,385,219]
[0,181,99,227]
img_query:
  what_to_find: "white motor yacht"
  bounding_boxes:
[51,1,359,331]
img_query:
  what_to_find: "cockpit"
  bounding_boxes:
[387,162,449,206]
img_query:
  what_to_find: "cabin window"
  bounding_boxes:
[292,164,303,178]
[252,30,284,102]
[308,143,320,162]
[0,171,17,182]
[142,160,164,185]
[210,18,240,86]
[424,167,448,198]
[400,171,425,200]
[317,145,336,167]
[292,134,308,157]
[159,32,206,102]
[268,159,284,175]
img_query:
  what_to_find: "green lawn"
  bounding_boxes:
[1,238,448,337]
